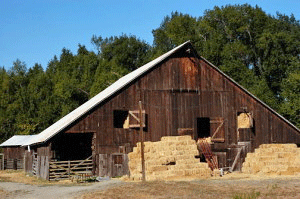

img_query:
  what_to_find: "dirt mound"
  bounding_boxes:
[128,136,211,181]
[242,144,300,175]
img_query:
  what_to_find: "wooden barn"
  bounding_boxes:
[0,135,36,170]
[1,41,300,180]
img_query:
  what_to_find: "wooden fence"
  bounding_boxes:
[49,156,93,181]
[0,154,3,170]
[4,159,23,170]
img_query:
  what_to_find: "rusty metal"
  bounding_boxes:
[197,138,218,171]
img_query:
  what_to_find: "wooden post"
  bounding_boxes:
[0,154,3,170]
[68,160,71,179]
[139,101,146,182]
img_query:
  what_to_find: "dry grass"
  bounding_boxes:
[78,174,300,199]
[0,188,10,198]
[0,170,77,185]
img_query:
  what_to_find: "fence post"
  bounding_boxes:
[0,154,3,170]
[68,161,70,179]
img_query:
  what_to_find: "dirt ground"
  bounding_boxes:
[1,171,300,199]
[79,174,300,199]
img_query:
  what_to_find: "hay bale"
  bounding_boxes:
[128,135,211,181]
[237,113,252,128]
[242,143,300,176]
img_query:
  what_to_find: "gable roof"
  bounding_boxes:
[0,135,37,147]
[14,41,300,147]
[21,41,192,146]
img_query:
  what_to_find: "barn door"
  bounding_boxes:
[210,117,225,142]
[197,117,225,142]
[98,153,129,177]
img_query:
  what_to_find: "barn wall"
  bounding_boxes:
[2,147,25,159]
[48,46,300,175]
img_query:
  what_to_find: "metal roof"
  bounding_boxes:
[21,41,192,146]
[0,135,37,147]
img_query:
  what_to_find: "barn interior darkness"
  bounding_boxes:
[197,117,211,138]
[51,132,93,161]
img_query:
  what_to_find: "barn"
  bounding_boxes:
[1,41,300,180]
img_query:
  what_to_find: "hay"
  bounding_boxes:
[237,113,252,128]
[242,144,300,175]
[128,135,212,181]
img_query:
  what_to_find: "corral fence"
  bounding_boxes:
[0,153,23,170]
[49,156,93,181]
[0,153,3,170]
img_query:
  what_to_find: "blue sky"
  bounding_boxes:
[1,0,300,70]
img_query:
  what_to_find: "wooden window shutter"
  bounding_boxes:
[123,110,146,129]
[210,117,225,142]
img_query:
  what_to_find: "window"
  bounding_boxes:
[113,110,146,129]
[113,110,129,128]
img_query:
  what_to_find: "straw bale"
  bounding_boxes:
[159,150,173,157]
[147,165,169,173]
[128,135,211,181]
[160,136,176,142]
[242,143,300,175]
[172,150,185,156]
[237,113,252,128]
[128,152,140,160]
[176,155,195,160]
[165,156,176,163]
[176,135,193,141]
[130,174,142,181]
[176,158,200,165]
[170,170,184,176]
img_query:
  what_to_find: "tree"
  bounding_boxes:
[90,35,152,96]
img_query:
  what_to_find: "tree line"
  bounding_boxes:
[1,4,300,143]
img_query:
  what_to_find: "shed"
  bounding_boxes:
[1,41,300,179]
[0,135,36,170]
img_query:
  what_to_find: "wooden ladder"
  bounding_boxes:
[197,138,218,171]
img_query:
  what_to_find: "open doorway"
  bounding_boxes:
[197,117,211,162]
[237,112,254,142]
[197,117,210,139]
[52,133,94,161]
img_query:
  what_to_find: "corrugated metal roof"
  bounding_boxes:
[21,41,192,146]
[0,135,37,147]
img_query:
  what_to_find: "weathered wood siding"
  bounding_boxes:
[45,46,300,175]
[2,147,25,159]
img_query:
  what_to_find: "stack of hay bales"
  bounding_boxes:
[242,144,300,175]
[128,136,212,181]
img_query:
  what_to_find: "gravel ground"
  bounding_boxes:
[1,174,300,198]
[0,179,124,199]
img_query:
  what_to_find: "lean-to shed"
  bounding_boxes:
[1,41,300,179]
[0,135,36,170]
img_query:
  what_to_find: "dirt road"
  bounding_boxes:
[1,174,300,198]
[0,179,124,199]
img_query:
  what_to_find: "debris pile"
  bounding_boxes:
[242,144,300,175]
[128,136,211,181]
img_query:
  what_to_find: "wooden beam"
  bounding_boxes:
[139,101,146,182]
[229,148,242,173]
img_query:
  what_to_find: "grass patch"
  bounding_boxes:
[232,191,260,199]
[0,170,79,186]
